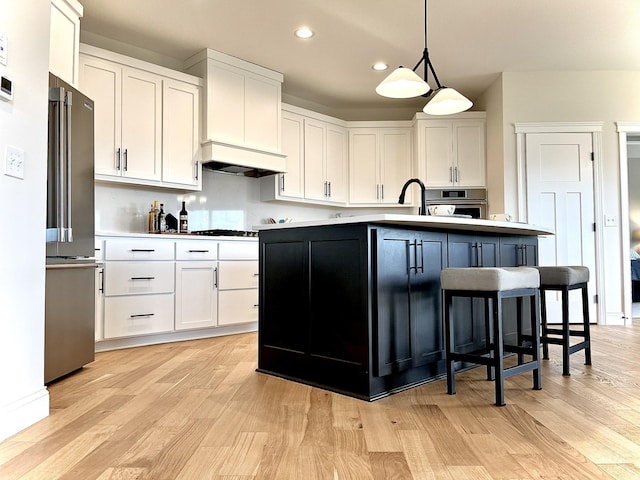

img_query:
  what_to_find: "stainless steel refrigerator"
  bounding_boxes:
[45,73,96,384]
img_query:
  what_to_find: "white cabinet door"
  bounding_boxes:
[175,261,217,330]
[218,289,259,326]
[349,127,412,205]
[279,110,305,199]
[421,121,454,187]
[49,0,82,87]
[162,79,200,187]
[349,129,379,204]
[121,67,162,182]
[79,56,121,177]
[325,124,348,203]
[380,129,412,204]
[419,118,485,188]
[218,261,259,290]
[304,119,326,201]
[304,119,347,204]
[453,121,486,187]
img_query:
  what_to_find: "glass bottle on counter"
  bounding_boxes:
[179,201,188,233]
[152,200,159,233]
[158,203,166,233]
[147,203,155,233]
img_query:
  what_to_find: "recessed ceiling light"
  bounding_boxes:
[372,62,389,71]
[294,27,314,39]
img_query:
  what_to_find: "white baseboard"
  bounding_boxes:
[605,312,626,326]
[0,387,50,442]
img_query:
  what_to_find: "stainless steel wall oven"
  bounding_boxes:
[425,188,487,219]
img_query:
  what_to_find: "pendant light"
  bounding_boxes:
[375,0,472,115]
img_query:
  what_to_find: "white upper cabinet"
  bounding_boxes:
[49,0,83,87]
[261,109,305,200]
[162,79,201,188]
[349,126,412,205]
[184,49,286,173]
[78,44,202,190]
[304,118,348,204]
[415,112,486,188]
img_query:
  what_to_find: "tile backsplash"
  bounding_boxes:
[95,169,411,233]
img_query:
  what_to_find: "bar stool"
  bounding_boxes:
[535,266,592,376]
[441,267,542,406]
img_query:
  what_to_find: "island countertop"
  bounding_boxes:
[255,214,554,236]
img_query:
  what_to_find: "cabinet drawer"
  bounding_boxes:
[218,289,259,326]
[218,261,259,289]
[175,240,218,260]
[104,261,174,296]
[105,239,175,260]
[104,294,174,338]
[219,241,258,260]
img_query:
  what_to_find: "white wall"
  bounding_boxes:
[479,70,640,322]
[0,0,51,441]
[95,169,413,234]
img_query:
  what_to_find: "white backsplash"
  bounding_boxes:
[95,169,413,233]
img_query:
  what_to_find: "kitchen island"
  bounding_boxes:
[256,215,553,401]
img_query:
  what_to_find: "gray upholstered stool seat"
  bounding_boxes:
[442,267,542,406]
[441,267,540,291]
[536,266,589,286]
[534,265,592,376]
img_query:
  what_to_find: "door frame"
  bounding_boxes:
[515,122,605,325]
[617,122,640,325]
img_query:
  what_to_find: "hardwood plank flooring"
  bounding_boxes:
[1,325,639,479]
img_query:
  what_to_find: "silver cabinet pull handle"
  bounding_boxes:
[130,249,155,252]
[116,147,121,170]
[123,148,128,171]
[130,276,155,280]
[188,249,209,253]
[130,313,154,318]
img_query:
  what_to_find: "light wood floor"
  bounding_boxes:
[1,326,640,479]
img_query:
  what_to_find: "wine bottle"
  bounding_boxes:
[147,203,155,233]
[158,203,166,233]
[179,201,188,233]
[152,200,159,233]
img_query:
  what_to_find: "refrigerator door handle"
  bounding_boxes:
[46,86,66,243]
[64,90,73,242]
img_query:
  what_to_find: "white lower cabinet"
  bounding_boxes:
[104,294,174,338]
[219,289,258,326]
[175,261,218,330]
[98,236,258,347]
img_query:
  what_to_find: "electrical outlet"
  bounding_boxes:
[604,214,617,227]
[4,144,24,179]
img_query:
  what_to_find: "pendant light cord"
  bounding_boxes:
[413,0,443,90]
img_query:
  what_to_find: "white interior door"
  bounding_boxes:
[525,132,596,323]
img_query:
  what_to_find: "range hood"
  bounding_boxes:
[184,48,287,178]
[200,139,286,177]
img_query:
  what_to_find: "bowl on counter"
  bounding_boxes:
[428,205,456,216]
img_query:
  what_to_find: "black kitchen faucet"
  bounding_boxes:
[398,178,428,215]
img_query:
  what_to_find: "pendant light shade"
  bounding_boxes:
[376,67,430,98]
[423,87,473,115]
[374,0,472,115]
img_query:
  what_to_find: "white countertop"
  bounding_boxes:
[96,231,258,241]
[254,214,554,236]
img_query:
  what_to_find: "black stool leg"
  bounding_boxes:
[540,288,549,360]
[561,287,571,376]
[516,296,524,365]
[581,284,592,366]
[531,290,542,390]
[485,296,494,381]
[493,294,505,407]
[444,291,456,395]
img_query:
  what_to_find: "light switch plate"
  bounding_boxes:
[0,36,7,66]
[4,144,24,179]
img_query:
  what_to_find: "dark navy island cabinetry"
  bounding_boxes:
[257,215,551,401]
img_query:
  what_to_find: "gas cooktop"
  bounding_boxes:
[191,229,258,237]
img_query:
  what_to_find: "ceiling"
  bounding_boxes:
[78,0,640,120]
